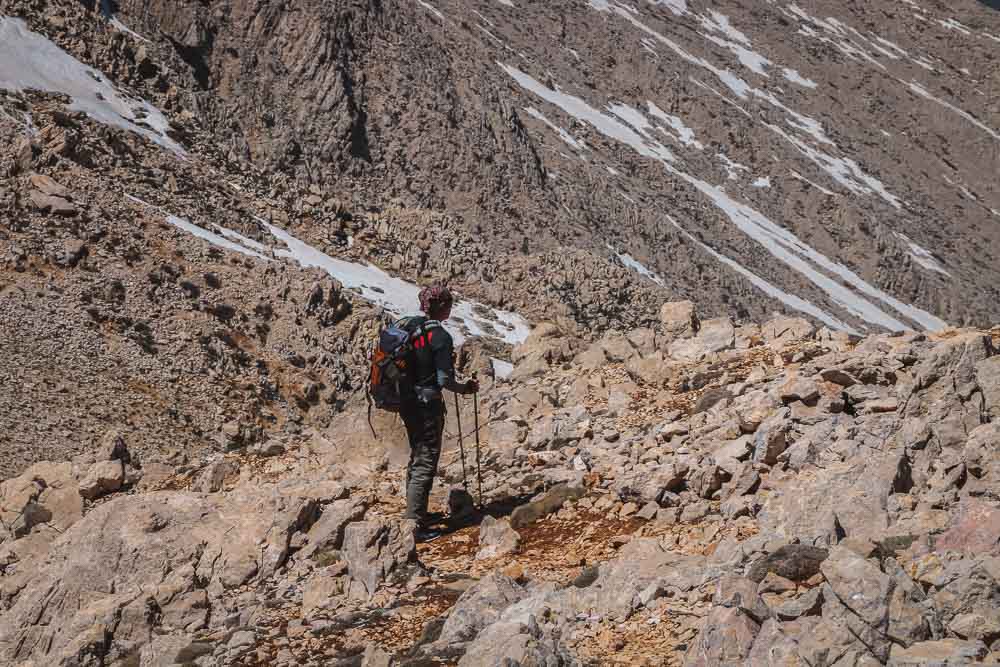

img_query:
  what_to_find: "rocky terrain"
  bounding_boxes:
[3,0,1000,665]
[2,305,1000,666]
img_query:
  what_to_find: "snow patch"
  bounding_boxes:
[647,101,703,148]
[264,222,530,345]
[502,64,676,164]
[895,232,950,277]
[906,81,1000,142]
[491,358,514,379]
[667,215,855,333]
[790,170,836,196]
[937,18,971,35]
[167,216,269,260]
[524,106,587,151]
[608,245,665,286]
[752,176,772,188]
[782,67,817,89]
[416,0,445,21]
[503,63,945,332]
[717,153,750,180]
[647,0,687,16]
[0,17,184,155]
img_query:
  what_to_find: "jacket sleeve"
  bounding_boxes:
[431,330,462,392]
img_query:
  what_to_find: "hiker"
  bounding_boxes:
[395,285,478,537]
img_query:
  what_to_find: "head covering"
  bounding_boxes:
[419,285,454,315]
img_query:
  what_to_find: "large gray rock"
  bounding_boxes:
[683,605,760,667]
[821,546,893,630]
[342,519,417,598]
[751,408,789,465]
[435,572,527,647]
[660,300,699,340]
[78,460,125,500]
[0,487,318,665]
[762,317,816,347]
[300,497,368,560]
[976,355,1000,419]
[888,638,988,666]
[476,516,521,560]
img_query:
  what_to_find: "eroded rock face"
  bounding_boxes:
[0,485,319,665]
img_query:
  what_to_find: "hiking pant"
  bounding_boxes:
[400,399,445,525]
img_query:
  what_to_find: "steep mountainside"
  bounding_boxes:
[83,0,1000,330]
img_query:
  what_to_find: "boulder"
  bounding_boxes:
[0,488,318,664]
[660,300,699,340]
[762,317,815,347]
[300,498,368,560]
[78,460,125,500]
[887,639,988,666]
[820,546,892,628]
[476,516,520,560]
[683,605,760,667]
[976,355,1000,419]
[342,519,417,598]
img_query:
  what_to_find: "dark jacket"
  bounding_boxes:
[395,315,460,401]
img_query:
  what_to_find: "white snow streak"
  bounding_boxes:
[752,176,772,188]
[666,216,855,333]
[647,101,703,148]
[895,233,951,277]
[0,17,184,155]
[167,216,268,260]
[416,0,444,21]
[501,63,946,332]
[906,81,1000,142]
[524,106,587,151]
[790,170,836,196]
[608,245,665,286]
[264,223,530,345]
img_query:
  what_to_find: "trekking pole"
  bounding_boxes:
[474,386,483,509]
[453,393,468,489]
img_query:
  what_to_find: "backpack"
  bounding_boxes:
[367,319,441,414]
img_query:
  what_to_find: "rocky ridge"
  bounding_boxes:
[2,304,1000,665]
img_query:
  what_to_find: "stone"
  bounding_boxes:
[433,572,526,646]
[29,191,77,216]
[97,430,130,463]
[779,377,820,404]
[29,173,71,198]
[762,317,816,347]
[476,516,520,560]
[670,317,735,361]
[342,519,417,598]
[820,546,892,628]
[361,644,394,667]
[976,356,1000,419]
[819,367,859,387]
[301,498,368,560]
[774,586,823,620]
[948,609,1000,643]
[747,545,829,583]
[758,572,796,595]
[510,483,586,528]
[935,500,1000,556]
[680,500,711,522]
[78,460,125,500]
[683,605,760,667]
[751,408,789,465]
[660,301,699,340]
[636,501,659,521]
[714,575,772,623]
[888,639,988,666]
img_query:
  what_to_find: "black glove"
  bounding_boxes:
[462,379,480,395]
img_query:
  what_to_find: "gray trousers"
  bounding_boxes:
[400,399,445,524]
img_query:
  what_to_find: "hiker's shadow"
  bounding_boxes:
[431,492,536,535]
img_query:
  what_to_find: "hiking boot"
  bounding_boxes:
[414,526,444,543]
